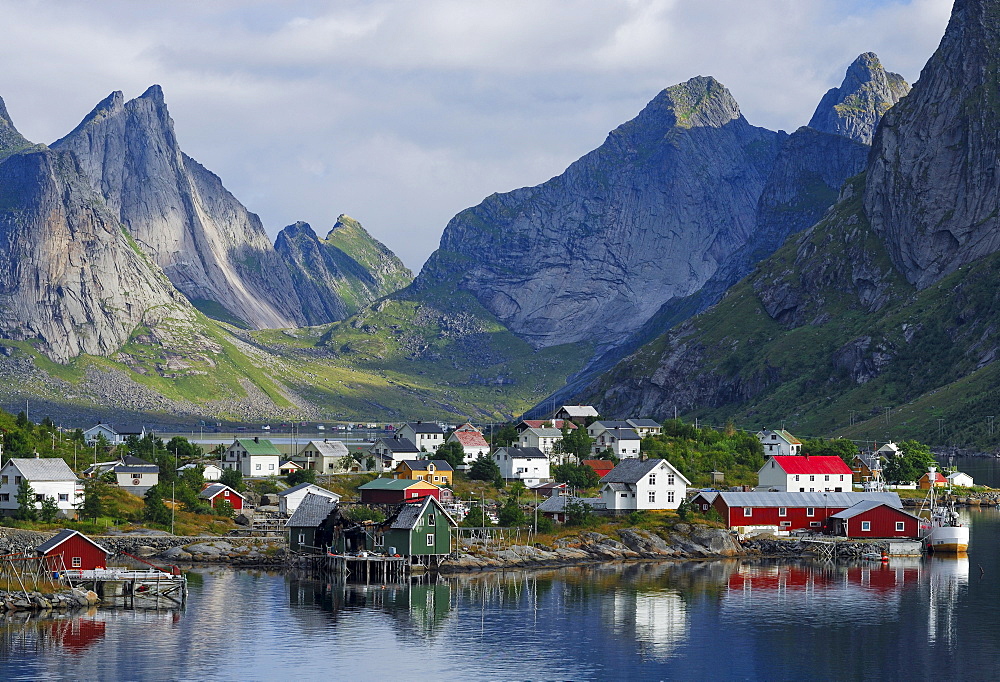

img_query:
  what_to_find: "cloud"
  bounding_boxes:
[0,0,952,271]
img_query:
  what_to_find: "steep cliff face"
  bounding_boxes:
[274,216,412,326]
[52,86,304,329]
[0,147,196,363]
[808,52,910,144]
[416,76,783,350]
[865,0,1000,289]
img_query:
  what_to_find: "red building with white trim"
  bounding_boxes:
[828,501,921,539]
[704,491,904,532]
[757,455,855,492]
[36,529,112,571]
[199,483,246,511]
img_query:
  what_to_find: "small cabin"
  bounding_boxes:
[37,529,112,571]
[199,483,246,511]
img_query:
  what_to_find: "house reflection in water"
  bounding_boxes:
[604,589,689,660]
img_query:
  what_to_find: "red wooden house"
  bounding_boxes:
[36,529,112,571]
[706,491,904,532]
[199,483,246,511]
[357,478,441,504]
[582,460,614,479]
[828,501,921,539]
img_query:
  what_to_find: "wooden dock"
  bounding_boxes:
[63,569,187,608]
[295,554,409,584]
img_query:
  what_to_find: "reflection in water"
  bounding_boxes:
[606,588,687,660]
[927,556,969,648]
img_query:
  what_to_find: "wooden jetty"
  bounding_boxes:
[296,553,409,584]
[64,568,187,608]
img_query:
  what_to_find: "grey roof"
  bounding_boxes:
[404,422,444,434]
[388,496,457,530]
[716,491,902,509]
[114,464,160,474]
[603,481,632,492]
[593,420,633,430]
[830,500,918,520]
[278,482,341,499]
[4,458,78,482]
[285,493,339,528]
[495,447,547,460]
[521,427,563,438]
[299,440,349,457]
[199,483,245,501]
[601,458,689,485]
[558,405,599,417]
[598,427,640,440]
[855,452,882,470]
[627,419,662,428]
[399,459,454,472]
[372,437,421,453]
[692,491,719,504]
[36,529,111,556]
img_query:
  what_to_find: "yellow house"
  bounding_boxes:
[392,459,454,486]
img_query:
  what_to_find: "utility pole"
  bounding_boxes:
[989,416,995,437]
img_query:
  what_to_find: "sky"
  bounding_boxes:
[0,0,952,272]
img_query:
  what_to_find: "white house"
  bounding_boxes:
[626,419,663,437]
[295,439,354,474]
[492,447,551,487]
[83,423,123,446]
[113,456,160,496]
[586,420,632,439]
[590,427,642,459]
[554,405,599,424]
[278,483,341,516]
[222,437,281,477]
[756,455,854,493]
[177,462,223,482]
[396,422,444,451]
[447,425,490,465]
[0,458,83,518]
[599,458,690,512]
[518,427,563,455]
[757,429,802,456]
[947,471,975,488]
[367,436,422,472]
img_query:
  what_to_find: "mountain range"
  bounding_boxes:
[1,0,998,449]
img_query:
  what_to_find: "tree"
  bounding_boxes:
[214,499,235,518]
[79,479,106,522]
[143,485,171,525]
[559,425,594,461]
[498,496,526,526]
[343,506,386,523]
[565,500,596,527]
[469,455,503,484]
[15,410,28,428]
[490,424,518,447]
[39,495,59,523]
[801,437,859,465]
[552,463,600,489]
[166,436,203,462]
[462,504,493,527]
[287,468,317,486]
[180,464,206,491]
[883,440,936,484]
[220,468,245,492]
[15,480,37,521]
[435,441,466,470]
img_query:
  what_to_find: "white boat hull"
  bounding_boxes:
[925,525,970,553]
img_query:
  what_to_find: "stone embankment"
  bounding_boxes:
[440,524,742,572]
[0,528,286,567]
[0,588,100,614]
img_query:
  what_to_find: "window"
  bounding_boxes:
[224,490,230,497]
[374,534,384,547]
[0,494,8,502]
[806,507,815,517]
[668,490,675,504]
[298,533,305,544]
[743,507,752,516]
[1,475,6,484]
[794,474,799,481]
[778,507,787,517]
[780,521,791,527]
[14,476,21,484]
[809,475,815,482]
[426,533,435,547]
[667,474,675,486]
[72,557,81,568]
[58,494,68,502]
[269,464,275,470]
[861,521,871,532]
[256,463,262,470]
[896,521,906,532]
[427,514,436,527]
[35,494,44,502]
[649,491,656,503]
[810,521,821,528]
[648,474,656,486]
[824,475,830,481]
[839,475,845,481]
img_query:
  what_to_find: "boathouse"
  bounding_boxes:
[828,501,922,539]
[707,491,903,532]
[373,496,457,562]
[358,478,441,504]
[285,493,340,553]
[36,529,112,571]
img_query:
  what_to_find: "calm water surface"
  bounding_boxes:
[4,472,1000,680]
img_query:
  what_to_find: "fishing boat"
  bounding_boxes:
[918,466,970,554]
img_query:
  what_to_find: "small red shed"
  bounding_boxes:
[199,483,246,511]
[36,529,112,571]
[828,501,922,539]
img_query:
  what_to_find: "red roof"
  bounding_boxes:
[771,456,852,475]
[583,459,615,473]
[453,431,489,447]
[921,472,947,483]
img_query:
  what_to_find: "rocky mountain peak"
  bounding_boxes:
[660,76,742,129]
[0,95,31,158]
[808,52,910,144]
[864,0,1000,289]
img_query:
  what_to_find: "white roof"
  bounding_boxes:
[3,458,78,481]
[559,405,599,417]
[299,440,349,457]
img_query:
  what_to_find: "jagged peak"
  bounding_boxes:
[0,95,14,128]
[139,84,165,104]
[326,214,364,240]
[0,94,34,157]
[53,90,125,145]
[659,76,741,129]
[277,221,318,242]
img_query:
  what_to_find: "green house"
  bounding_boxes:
[374,496,458,561]
[285,492,339,553]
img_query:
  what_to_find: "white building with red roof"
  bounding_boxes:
[446,424,490,465]
[756,455,854,493]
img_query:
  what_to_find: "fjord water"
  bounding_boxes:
[4,485,1000,679]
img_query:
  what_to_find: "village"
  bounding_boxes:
[0,403,981,600]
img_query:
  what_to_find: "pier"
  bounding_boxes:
[64,568,187,608]
[293,554,409,584]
